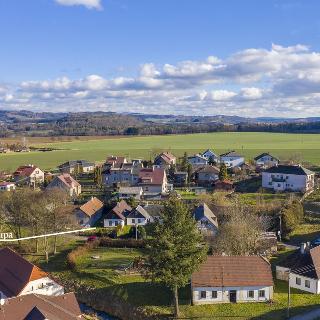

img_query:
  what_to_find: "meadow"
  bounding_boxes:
[1,132,320,171]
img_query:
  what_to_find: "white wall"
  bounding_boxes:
[262,172,313,192]
[220,157,244,168]
[276,266,319,294]
[20,277,64,297]
[104,218,124,227]
[192,285,273,305]
[126,217,147,226]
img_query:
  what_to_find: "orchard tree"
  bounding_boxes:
[145,196,207,318]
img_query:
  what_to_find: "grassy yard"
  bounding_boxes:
[236,192,290,206]
[1,132,320,170]
[26,242,320,320]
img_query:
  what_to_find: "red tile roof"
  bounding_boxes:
[79,197,104,217]
[0,247,48,298]
[13,165,39,177]
[138,167,165,185]
[0,292,81,320]
[192,255,273,288]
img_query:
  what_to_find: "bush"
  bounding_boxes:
[282,200,304,235]
[66,240,100,270]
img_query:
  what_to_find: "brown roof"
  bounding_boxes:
[79,197,104,217]
[155,152,176,164]
[0,248,48,298]
[192,255,273,287]
[105,200,132,220]
[0,292,82,320]
[13,165,39,177]
[106,156,126,168]
[138,167,165,185]
[57,174,80,188]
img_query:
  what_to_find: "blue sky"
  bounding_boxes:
[1,0,320,117]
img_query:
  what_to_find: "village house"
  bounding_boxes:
[196,165,220,186]
[102,162,143,187]
[201,149,219,163]
[47,173,81,197]
[58,159,95,174]
[0,292,81,319]
[0,181,15,191]
[104,201,154,227]
[173,171,188,186]
[138,167,168,195]
[213,179,235,192]
[188,154,208,166]
[193,203,218,235]
[13,164,44,186]
[254,153,279,168]
[220,151,245,168]
[192,255,273,304]
[104,200,132,227]
[0,247,64,302]
[75,196,104,227]
[104,156,127,170]
[118,186,144,200]
[262,164,315,192]
[154,152,176,168]
[126,205,153,226]
[276,244,320,294]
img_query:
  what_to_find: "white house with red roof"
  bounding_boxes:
[0,248,64,302]
[47,173,81,197]
[0,182,15,191]
[138,167,168,195]
[154,152,176,168]
[13,165,44,186]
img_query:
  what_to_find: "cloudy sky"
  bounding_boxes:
[1,0,320,117]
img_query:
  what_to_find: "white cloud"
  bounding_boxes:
[4,43,320,117]
[55,0,102,10]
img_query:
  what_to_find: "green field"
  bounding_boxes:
[1,132,320,171]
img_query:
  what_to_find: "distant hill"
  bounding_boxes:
[1,110,320,138]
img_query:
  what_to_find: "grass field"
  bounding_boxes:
[1,132,320,171]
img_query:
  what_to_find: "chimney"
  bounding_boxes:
[300,243,307,254]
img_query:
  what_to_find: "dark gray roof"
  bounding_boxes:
[220,150,243,158]
[254,153,279,161]
[265,165,314,176]
[127,205,151,219]
[193,203,218,228]
[277,246,320,279]
[142,204,163,217]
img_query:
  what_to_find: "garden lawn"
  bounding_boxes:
[29,244,320,319]
[1,132,320,170]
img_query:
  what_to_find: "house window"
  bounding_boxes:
[132,219,135,224]
[115,221,118,226]
[211,291,217,299]
[200,291,206,299]
[258,290,265,298]
[296,277,301,285]
[305,280,310,288]
[138,218,141,224]
[247,290,254,298]
[109,221,112,226]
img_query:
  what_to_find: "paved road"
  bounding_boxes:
[290,308,320,320]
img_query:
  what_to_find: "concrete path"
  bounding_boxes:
[290,308,320,320]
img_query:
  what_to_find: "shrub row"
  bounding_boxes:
[66,240,100,270]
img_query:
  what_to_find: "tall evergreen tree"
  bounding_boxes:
[180,152,188,171]
[145,196,207,318]
[219,163,228,181]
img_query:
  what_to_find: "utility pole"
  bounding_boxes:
[135,223,138,240]
[279,214,282,242]
[287,269,291,319]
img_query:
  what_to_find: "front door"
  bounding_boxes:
[229,290,237,303]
